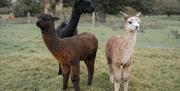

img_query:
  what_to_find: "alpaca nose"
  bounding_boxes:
[92,7,95,11]
[89,7,95,12]
[36,21,40,25]
[36,21,41,26]
[135,26,139,29]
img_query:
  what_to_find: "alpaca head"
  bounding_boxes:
[36,14,59,32]
[120,11,141,33]
[74,0,94,13]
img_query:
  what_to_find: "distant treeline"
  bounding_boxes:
[0,0,180,20]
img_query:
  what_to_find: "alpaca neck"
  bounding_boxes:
[66,8,81,36]
[41,27,61,53]
[121,30,137,65]
[123,31,137,48]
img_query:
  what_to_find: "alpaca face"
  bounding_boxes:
[36,14,59,31]
[126,16,141,32]
[75,0,94,13]
[119,11,141,33]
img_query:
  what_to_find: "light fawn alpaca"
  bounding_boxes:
[106,11,141,91]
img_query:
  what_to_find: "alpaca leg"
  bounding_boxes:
[84,59,95,86]
[124,80,129,91]
[114,81,120,91]
[58,64,62,75]
[109,64,114,83]
[113,65,122,91]
[122,65,132,91]
[61,64,70,91]
[109,73,114,83]
[71,63,80,91]
[107,59,114,83]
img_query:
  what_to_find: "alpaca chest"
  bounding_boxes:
[121,35,136,65]
[121,47,134,65]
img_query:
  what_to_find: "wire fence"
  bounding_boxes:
[0,13,180,49]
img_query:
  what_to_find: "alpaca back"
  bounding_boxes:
[106,36,125,64]
[60,32,98,60]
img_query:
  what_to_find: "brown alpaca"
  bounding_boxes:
[106,12,141,91]
[36,14,98,91]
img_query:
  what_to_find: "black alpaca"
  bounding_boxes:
[56,0,94,38]
[56,0,94,75]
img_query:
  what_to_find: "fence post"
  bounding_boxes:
[92,12,95,33]
[27,12,31,35]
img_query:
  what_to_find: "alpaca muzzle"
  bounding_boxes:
[36,21,41,27]
[87,7,95,13]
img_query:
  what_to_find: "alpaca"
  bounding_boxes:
[106,11,141,91]
[56,0,94,38]
[56,0,94,75]
[36,14,98,91]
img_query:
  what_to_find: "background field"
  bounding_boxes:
[0,15,180,91]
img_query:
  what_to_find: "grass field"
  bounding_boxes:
[0,15,180,91]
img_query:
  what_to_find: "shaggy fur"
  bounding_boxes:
[36,14,98,91]
[106,12,141,91]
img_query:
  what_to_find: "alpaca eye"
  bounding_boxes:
[128,21,132,24]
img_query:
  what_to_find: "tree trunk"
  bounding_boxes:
[44,0,51,14]
[55,0,63,16]
[55,0,67,20]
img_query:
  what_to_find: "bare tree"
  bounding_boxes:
[43,0,51,14]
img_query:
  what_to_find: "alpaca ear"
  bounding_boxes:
[52,17,59,21]
[120,11,129,20]
[136,12,141,17]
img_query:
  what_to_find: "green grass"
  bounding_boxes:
[0,15,180,91]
